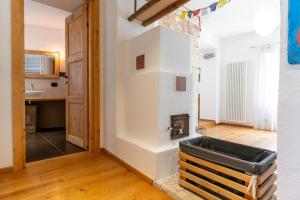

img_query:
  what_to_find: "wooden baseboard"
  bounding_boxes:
[101,148,153,185]
[199,119,217,129]
[0,166,13,174]
[217,122,253,128]
[199,119,216,123]
[26,151,89,167]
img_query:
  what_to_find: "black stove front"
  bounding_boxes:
[169,114,189,140]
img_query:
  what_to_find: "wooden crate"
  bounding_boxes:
[179,151,277,200]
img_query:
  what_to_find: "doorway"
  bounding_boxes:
[12,0,100,170]
[193,0,279,151]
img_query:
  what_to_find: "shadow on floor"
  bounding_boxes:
[26,130,85,163]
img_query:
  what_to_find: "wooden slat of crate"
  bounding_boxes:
[258,163,277,185]
[179,160,250,195]
[179,151,277,200]
[179,170,247,200]
[179,179,222,200]
[259,184,277,200]
[180,152,252,183]
[270,195,276,200]
[257,174,277,198]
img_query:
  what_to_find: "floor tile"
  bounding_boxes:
[26,130,85,163]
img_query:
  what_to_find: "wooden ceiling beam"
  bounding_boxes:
[128,0,160,21]
[142,0,191,26]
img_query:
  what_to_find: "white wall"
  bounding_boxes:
[25,78,66,98]
[101,0,161,178]
[159,27,195,147]
[24,24,66,98]
[219,30,280,124]
[25,24,66,72]
[199,50,218,121]
[120,27,160,147]
[118,27,195,149]
[0,0,13,168]
[101,0,160,177]
[119,24,195,178]
[120,26,194,148]
[198,31,221,123]
[101,0,197,179]
[278,0,300,199]
[160,28,192,74]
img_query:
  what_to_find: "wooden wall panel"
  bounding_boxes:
[88,0,100,153]
[12,0,25,170]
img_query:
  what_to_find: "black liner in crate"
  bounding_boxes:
[180,137,277,175]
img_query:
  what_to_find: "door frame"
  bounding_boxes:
[12,0,100,170]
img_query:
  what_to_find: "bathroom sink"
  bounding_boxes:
[25,91,44,97]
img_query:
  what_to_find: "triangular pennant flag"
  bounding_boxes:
[193,9,200,17]
[201,7,208,16]
[179,11,187,20]
[218,0,228,8]
[209,2,218,12]
[188,11,193,18]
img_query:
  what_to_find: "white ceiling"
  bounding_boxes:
[33,0,84,12]
[25,0,280,38]
[25,0,71,29]
[185,0,281,39]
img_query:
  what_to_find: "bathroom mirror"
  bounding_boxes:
[25,50,60,79]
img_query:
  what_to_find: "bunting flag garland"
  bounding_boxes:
[178,0,231,19]
[218,0,229,8]
[179,11,187,20]
[209,2,218,12]
[188,11,193,18]
[177,0,231,31]
[200,7,208,16]
[193,9,200,17]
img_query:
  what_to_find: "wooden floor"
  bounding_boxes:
[205,124,277,151]
[0,152,172,200]
[0,125,276,200]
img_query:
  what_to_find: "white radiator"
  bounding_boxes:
[225,62,247,124]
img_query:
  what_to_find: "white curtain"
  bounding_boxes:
[253,45,280,131]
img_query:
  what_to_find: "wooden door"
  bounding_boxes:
[65,4,88,149]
